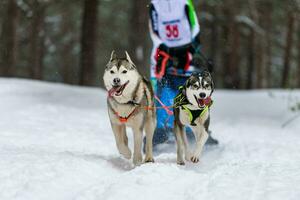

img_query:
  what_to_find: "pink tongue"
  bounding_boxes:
[204,96,211,105]
[108,86,120,97]
[199,99,205,106]
[199,96,211,106]
[107,81,129,97]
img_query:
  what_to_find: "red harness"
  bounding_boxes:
[110,105,138,123]
[108,84,144,123]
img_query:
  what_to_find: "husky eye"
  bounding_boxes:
[204,83,210,88]
[110,70,115,74]
[122,70,127,74]
[192,84,198,89]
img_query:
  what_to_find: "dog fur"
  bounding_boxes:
[174,71,214,165]
[103,51,156,166]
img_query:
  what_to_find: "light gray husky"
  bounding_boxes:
[173,71,214,165]
[103,51,156,166]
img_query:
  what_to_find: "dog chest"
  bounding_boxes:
[108,103,146,126]
[179,105,209,126]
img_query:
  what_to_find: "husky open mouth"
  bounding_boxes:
[108,81,129,97]
[194,95,211,108]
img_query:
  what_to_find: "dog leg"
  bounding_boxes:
[121,125,129,146]
[191,126,208,163]
[144,114,155,163]
[174,123,185,165]
[119,125,132,159]
[181,129,192,162]
[132,127,143,166]
[111,123,131,159]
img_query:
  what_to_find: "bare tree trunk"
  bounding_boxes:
[281,12,295,88]
[248,0,263,89]
[264,2,273,88]
[62,41,76,84]
[128,0,149,76]
[80,0,99,86]
[297,21,300,88]
[210,15,219,86]
[60,10,76,85]
[221,16,230,88]
[255,37,264,88]
[210,7,218,76]
[255,4,267,89]
[29,0,46,80]
[246,29,255,89]
[223,3,240,89]
[228,23,240,89]
[0,0,19,76]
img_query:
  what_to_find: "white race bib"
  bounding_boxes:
[153,0,192,47]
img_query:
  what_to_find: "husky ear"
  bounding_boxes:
[182,79,191,96]
[207,59,214,73]
[125,51,136,69]
[182,87,186,96]
[125,51,134,64]
[110,50,117,61]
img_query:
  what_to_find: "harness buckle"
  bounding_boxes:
[119,117,128,123]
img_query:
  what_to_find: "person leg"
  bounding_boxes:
[152,79,169,145]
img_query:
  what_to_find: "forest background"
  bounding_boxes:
[0,0,300,89]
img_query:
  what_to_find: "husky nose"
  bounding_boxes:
[199,92,206,98]
[113,78,120,85]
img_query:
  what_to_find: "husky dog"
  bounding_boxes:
[173,71,214,165]
[103,51,156,166]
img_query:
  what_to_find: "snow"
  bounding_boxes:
[0,78,300,200]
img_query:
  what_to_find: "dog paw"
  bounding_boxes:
[120,147,131,159]
[144,157,154,163]
[177,160,185,165]
[133,155,143,166]
[133,160,142,166]
[190,156,199,163]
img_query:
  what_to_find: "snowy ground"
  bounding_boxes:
[0,78,300,200]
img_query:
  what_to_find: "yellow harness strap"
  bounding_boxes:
[182,105,209,123]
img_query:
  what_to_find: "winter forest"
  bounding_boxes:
[1,1,300,199]
[1,0,299,89]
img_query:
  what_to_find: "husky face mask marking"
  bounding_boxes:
[185,71,214,108]
[103,51,140,98]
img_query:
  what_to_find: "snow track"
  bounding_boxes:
[0,79,299,200]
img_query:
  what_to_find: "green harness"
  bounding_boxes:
[174,87,213,126]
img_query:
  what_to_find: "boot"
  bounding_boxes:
[205,130,219,145]
[152,128,169,146]
[143,128,169,153]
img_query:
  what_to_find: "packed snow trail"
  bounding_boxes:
[0,78,299,200]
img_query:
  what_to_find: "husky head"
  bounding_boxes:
[184,71,214,108]
[103,51,141,102]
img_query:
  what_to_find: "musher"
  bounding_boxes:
[149,0,219,146]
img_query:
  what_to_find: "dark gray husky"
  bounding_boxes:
[173,71,214,165]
